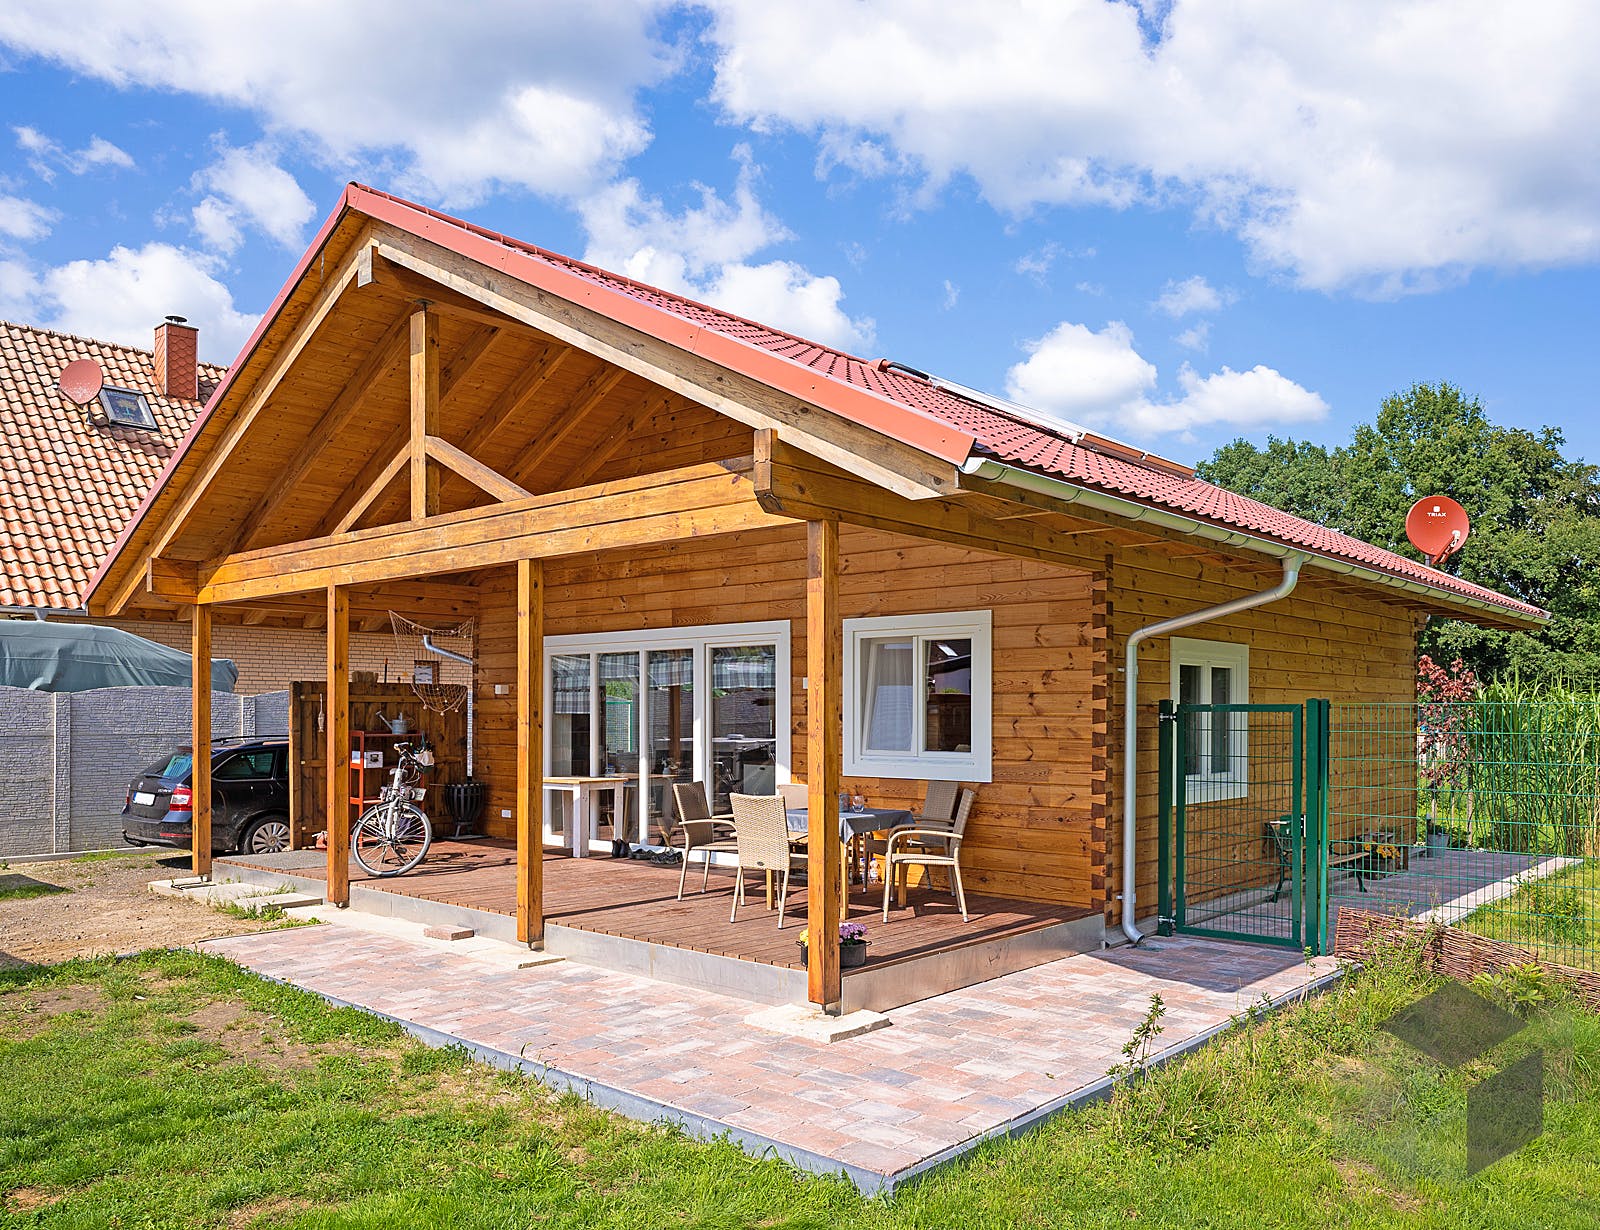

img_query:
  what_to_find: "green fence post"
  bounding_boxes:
[1158,699,1174,934]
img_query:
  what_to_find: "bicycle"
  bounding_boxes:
[352,740,434,877]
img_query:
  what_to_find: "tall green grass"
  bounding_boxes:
[1462,681,1600,857]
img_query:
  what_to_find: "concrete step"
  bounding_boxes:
[277,901,563,971]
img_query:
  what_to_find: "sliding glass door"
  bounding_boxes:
[544,622,790,851]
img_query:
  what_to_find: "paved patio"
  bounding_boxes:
[201,922,1340,1193]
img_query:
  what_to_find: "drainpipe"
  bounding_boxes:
[1118,554,1302,943]
[958,454,1312,943]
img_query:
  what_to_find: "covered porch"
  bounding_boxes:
[215,839,1102,1013]
[87,188,1116,1014]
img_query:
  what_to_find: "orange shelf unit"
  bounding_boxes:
[347,731,411,808]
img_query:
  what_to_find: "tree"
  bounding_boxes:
[1197,383,1600,684]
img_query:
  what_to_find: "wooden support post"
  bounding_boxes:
[325,584,350,907]
[409,307,439,521]
[190,603,212,879]
[516,559,545,945]
[805,518,843,1012]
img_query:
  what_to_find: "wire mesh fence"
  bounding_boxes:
[1329,700,1600,972]
[1167,703,1307,948]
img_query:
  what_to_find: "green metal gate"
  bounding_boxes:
[1158,698,1331,951]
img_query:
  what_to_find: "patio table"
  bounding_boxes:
[786,806,914,909]
[543,776,628,857]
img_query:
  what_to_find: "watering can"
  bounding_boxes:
[374,710,411,735]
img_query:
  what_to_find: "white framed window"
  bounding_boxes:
[1170,636,1249,802]
[843,610,992,782]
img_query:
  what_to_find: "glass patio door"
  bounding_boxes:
[644,648,695,845]
[708,644,778,815]
[548,653,591,849]
[597,651,640,848]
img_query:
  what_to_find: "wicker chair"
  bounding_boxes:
[670,781,738,901]
[729,793,808,927]
[859,780,962,885]
[882,787,976,922]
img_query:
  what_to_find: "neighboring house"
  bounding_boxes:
[85,185,1543,1008]
[0,318,395,691]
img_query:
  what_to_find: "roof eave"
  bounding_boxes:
[962,457,1547,629]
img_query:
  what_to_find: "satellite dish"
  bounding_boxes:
[59,359,104,406]
[1406,495,1470,566]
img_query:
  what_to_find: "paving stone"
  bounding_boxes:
[200,925,1339,1188]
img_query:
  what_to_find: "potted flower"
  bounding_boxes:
[839,921,869,967]
[795,922,871,968]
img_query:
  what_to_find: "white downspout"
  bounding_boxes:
[1118,554,1303,943]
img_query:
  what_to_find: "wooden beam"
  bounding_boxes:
[229,310,411,551]
[325,584,350,907]
[756,432,1097,570]
[425,435,531,502]
[510,365,626,489]
[458,342,570,457]
[106,239,369,615]
[410,308,440,520]
[516,558,545,945]
[197,460,793,603]
[370,233,962,501]
[147,557,198,602]
[332,446,409,535]
[439,323,502,395]
[806,518,843,1012]
[191,603,212,880]
[565,391,673,488]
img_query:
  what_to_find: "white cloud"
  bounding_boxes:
[191,144,316,252]
[0,2,674,205]
[703,0,1600,293]
[704,260,872,351]
[1174,321,1210,351]
[941,280,959,310]
[0,193,54,241]
[578,149,873,350]
[1015,242,1062,283]
[1004,318,1325,437]
[1006,321,1157,425]
[0,242,258,362]
[12,125,134,180]
[1155,275,1231,317]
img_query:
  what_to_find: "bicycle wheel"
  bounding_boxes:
[352,802,432,877]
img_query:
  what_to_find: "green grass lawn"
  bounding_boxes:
[1462,859,1600,971]
[2,944,1597,1229]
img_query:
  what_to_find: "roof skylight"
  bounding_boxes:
[97,387,158,431]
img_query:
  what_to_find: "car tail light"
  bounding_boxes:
[169,785,193,813]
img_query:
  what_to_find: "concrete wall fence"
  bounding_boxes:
[0,684,290,859]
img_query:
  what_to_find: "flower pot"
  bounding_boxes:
[840,943,868,968]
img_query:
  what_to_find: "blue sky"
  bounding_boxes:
[1,1,1597,469]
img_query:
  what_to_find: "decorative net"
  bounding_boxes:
[388,613,475,713]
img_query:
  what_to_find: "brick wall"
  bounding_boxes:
[97,619,396,694]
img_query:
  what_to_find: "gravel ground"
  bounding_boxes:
[0,849,285,970]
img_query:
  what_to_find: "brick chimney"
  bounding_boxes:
[153,315,199,401]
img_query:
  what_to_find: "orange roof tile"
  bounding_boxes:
[0,320,223,608]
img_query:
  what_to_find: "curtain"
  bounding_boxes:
[863,637,915,751]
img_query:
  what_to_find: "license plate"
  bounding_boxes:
[134,791,157,806]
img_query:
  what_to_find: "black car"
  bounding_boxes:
[122,738,292,856]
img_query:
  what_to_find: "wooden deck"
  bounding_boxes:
[228,839,1096,975]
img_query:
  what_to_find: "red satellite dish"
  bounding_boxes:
[58,359,104,406]
[1406,495,1470,566]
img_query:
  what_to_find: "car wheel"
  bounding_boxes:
[241,815,293,855]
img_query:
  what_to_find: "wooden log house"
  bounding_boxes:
[84,186,1543,1012]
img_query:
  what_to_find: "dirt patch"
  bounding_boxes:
[183,999,325,1071]
[226,1195,313,1229]
[1,985,109,1038]
[4,1188,59,1213]
[0,851,288,970]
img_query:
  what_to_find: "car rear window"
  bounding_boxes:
[143,751,194,779]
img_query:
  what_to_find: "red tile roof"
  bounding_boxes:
[345,186,1543,624]
[0,320,222,607]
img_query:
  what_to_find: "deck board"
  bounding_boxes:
[229,839,1094,974]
